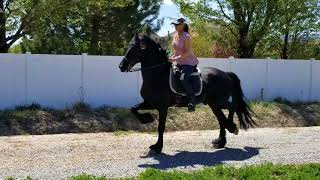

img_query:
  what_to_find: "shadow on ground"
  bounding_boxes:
[139,146,261,170]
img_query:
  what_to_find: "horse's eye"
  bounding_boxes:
[140,43,146,50]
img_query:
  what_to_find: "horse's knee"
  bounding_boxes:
[139,113,155,124]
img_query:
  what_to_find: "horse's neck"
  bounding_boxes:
[141,58,170,82]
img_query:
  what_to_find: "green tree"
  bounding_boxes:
[173,0,279,58]
[190,20,237,58]
[0,0,45,53]
[21,0,163,55]
[191,21,215,57]
[259,0,320,59]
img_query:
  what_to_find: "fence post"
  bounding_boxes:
[309,58,315,101]
[229,56,234,72]
[265,57,271,101]
[80,53,87,103]
[25,52,31,105]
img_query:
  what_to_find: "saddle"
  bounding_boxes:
[169,65,203,96]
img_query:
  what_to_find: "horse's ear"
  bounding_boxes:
[131,32,138,38]
[134,32,140,42]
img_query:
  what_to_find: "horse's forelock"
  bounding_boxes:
[131,34,140,44]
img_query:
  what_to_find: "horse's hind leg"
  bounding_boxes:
[131,102,154,124]
[209,104,227,148]
[225,95,240,135]
[227,105,239,135]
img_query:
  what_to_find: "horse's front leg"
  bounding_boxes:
[131,102,155,124]
[149,108,168,154]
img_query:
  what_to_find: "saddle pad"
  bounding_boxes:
[169,67,203,96]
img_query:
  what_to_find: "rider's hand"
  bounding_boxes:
[169,55,182,63]
[168,56,175,63]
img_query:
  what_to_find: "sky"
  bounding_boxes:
[157,0,183,37]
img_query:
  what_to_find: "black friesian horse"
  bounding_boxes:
[119,34,256,154]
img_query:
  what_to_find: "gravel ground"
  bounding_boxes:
[1,127,320,179]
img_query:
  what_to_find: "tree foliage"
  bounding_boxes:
[190,20,237,58]
[173,0,320,59]
[12,0,163,55]
[257,0,320,59]
[0,0,48,53]
[173,0,279,58]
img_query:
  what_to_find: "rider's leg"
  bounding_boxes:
[180,65,196,111]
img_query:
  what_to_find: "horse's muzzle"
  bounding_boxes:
[119,58,129,72]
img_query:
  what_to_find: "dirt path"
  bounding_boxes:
[1,127,320,179]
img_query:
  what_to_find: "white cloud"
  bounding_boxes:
[163,0,174,5]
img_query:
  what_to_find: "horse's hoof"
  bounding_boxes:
[139,113,155,124]
[212,138,226,149]
[149,144,162,154]
[233,127,239,135]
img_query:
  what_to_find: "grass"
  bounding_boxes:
[10,163,318,180]
[136,163,320,180]
[0,100,319,136]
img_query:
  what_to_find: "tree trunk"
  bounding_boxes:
[237,29,255,58]
[281,32,289,59]
[88,14,100,55]
[238,45,255,58]
[0,1,8,53]
[0,45,9,53]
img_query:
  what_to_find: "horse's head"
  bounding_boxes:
[119,33,146,72]
[119,33,167,72]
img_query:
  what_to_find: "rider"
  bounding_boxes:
[169,18,199,112]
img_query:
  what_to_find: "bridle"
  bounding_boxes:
[123,38,168,73]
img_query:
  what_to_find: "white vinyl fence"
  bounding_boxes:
[0,53,319,109]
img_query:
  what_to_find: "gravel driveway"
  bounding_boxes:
[1,127,320,179]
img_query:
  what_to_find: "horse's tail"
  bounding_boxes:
[228,72,257,129]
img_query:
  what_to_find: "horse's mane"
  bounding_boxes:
[140,35,168,60]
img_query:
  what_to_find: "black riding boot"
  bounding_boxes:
[187,95,196,112]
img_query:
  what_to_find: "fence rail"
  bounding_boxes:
[0,53,319,109]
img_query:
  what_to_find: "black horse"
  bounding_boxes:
[119,34,256,154]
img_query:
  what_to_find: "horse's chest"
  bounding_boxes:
[140,81,170,101]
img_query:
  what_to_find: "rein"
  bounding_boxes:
[129,62,167,72]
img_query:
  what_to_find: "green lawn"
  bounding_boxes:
[5,163,320,180]
[69,163,320,180]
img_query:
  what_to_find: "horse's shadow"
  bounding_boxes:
[139,146,261,170]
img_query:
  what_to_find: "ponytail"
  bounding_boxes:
[183,24,189,33]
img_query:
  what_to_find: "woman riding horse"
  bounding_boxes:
[119,22,256,154]
[169,18,199,112]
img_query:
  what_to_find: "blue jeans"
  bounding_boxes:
[179,65,196,104]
